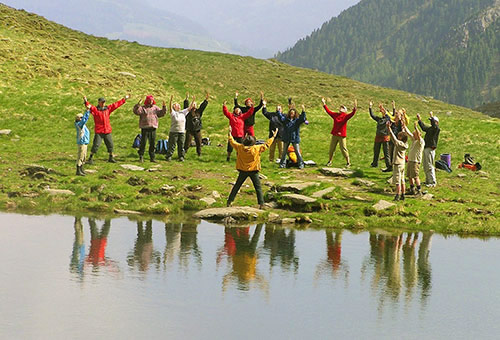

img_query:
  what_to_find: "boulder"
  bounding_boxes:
[282,193,317,205]
[120,164,145,171]
[320,167,354,177]
[45,188,74,196]
[193,206,264,220]
[200,197,216,206]
[312,186,335,198]
[268,213,281,223]
[372,200,396,211]
[278,182,319,193]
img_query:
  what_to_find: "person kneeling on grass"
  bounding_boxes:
[226,127,278,209]
[387,120,408,201]
[75,103,91,176]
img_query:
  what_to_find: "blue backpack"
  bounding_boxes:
[155,139,168,154]
[132,134,141,148]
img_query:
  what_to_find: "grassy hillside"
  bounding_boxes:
[0,4,499,234]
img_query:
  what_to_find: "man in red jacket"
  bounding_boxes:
[322,98,357,167]
[84,94,129,163]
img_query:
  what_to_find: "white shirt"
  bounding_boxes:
[169,108,190,133]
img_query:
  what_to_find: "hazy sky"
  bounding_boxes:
[3,0,361,57]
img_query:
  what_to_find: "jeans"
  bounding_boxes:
[138,128,157,160]
[227,170,264,205]
[280,142,303,168]
[166,132,185,159]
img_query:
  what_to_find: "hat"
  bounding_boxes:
[144,95,156,106]
[431,116,439,123]
[75,113,83,121]
[98,97,106,103]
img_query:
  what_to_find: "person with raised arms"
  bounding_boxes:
[74,103,91,176]
[234,90,264,137]
[417,111,440,187]
[278,105,307,169]
[183,92,209,157]
[165,95,194,162]
[369,101,392,171]
[387,119,409,201]
[223,100,255,161]
[133,95,166,163]
[403,121,425,195]
[261,100,284,162]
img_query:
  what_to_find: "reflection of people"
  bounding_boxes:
[315,230,349,282]
[418,232,433,304]
[70,217,85,279]
[402,233,418,304]
[163,223,202,270]
[86,218,111,268]
[217,225,268,293]
[127,220,161,272]
[263,225,298,274]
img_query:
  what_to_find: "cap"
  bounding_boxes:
[98,97,106,103]
[431,116,439,123]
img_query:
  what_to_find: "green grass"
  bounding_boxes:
[0,4,499,235]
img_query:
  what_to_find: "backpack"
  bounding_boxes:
[435,159,452,173]
[132,134,141,148]
[155,139,168,154]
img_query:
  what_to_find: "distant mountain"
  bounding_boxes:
[276,0,500,108]
[2,0,236,53]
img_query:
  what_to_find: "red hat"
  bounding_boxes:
[144,95,156,106]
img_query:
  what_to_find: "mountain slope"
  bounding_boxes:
[276,0,500,108]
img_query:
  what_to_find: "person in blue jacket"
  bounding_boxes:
[261,99,284,162]
[75,104,91,176]
[278,105,307,169]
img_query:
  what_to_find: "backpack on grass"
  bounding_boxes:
[132,134,141,148]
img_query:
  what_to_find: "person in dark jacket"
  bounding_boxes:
[369,101,392,171]
[84,94,129,164]
[234,91,264,137]
[278,105,307,169]
[417,112,440,187]
[261,100,284,162]
[183,92,209,156]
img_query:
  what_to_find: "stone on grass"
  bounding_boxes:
[421,193,434,200]
[457,173,466,178]
[212,191,221,199]
[263,201,278,209]
[194,206,264,220]
[0,129,12,135]
[353,179,375,187]
[282,193,317,205]
[268,213,281,223]
[320,167,354,177]
[45,188,74,195]
[85,169,97,174]
[312,186,335,198]
[118,71,136,78]
[114,208,142,215]
[372,200,396,211]
[200,197,216,206]
[280,218,296,224]
[477,171,488,178]
[121,164,145,171]
[278,182,319,193]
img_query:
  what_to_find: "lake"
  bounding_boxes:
[0,212,499,339]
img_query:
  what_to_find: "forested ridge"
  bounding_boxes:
[276,0,499,108]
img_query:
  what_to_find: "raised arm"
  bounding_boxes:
[234,91,243,110]
[345,99,357,120]
[240,106,255,120]
[222,101,231,119]
[108,95,129,114]
[417,114,430,131]
[157,100,167,117]
[169,95,173,114]
[253,91,264,112]
[183,93,189,110]
[322,98,337,118]
[261,100,272,120]
[133,99,142,116]
[197,92,209,116]
[392,100,396,117]
[369,101,380,121]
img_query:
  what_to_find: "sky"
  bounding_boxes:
[2,0,361,58]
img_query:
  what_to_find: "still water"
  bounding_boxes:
[0,212,499,339]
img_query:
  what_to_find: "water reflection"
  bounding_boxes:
[69,217,85,280]
[262,226,299,274]
[315,230,349,283]
[127,220,161,273]
[164,223,202,271]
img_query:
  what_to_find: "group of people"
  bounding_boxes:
[74,93,441,205]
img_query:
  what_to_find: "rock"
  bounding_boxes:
[0,129,12,135]
[282,193,317,205]
[103,193,123,202]
[372,200,396,211]
[193,206,264,220]
[457,173,466,178]
[278,182,319,193]
[8,191,39,198]
[263,201,278,209]
[138,187,153,194]
[296,216,313,224]
[200,197,216,206]
[186,184,203,191]
[353,179,375,187]
[120,164,144,171]
[222,216,236,224]
[259,173,268,180]
[113,208,142,215]
[118,71,136,78]
[320,167,354,177]
[280,218,296,224]
[85,169,97,174]
[45,188,74,195]
[312,186,336,198]
[23,164,55,176]
[421,193,434,200]
[91,184,106,193]
[353,196,368,201]
[127,176,147,186]
[212,190,221,199]
[268,213,281,222]
[160,184,176,193]
[478,171,488,178]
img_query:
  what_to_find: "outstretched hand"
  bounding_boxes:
[262,99,267,107]
[205,91,210,100]
[185,92,189,100]
[272,128,278,138]
[369,101,373,107]
[223,100,227,106]
[235,91,239,98]
[416,113,421,121]
[162,100,166,106]
[354,99,358,109]
[83,96,87,103]
[301,104,305,111]
[321,97,326,105]
[260,91,264,99]
[392,100,395,108]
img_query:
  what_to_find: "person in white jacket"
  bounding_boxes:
[165,95,194,161]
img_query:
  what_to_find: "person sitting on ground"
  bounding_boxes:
[369,101,392,171]
[403,121,425,195]
[84,94,129,164]
[223,100,255,161]
[278,105,307,169]
[165,95,194,162]
[133,95,166,163]
[74,103,91,176]
[417,112,440,187]
[261,100,284,162]
[234,91,264,137]
[387,119,408,201]
[226,126,278,209]
[321,97,357,167]
[183,92,209,157]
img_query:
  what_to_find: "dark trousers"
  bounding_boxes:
[166,132,185,159]
[227,170,264,205]
[372,141,391,168]
[138,128,157,160]
[184,130,202,156]
[227,136,243,153]
[91,133,114,154]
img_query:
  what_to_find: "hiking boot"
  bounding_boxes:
[370,163,378,168]
[400,194,405,201]
[179,157,184,162]
[166,156,172,161]
[76,166,85,176]
[226,156,231,162]
[382,167,392,173]
[87,155,94,165]
[345,163,351,168]
[393,194,400,201]
[80,165,86,175]
[139,155,144,163]
[108,155,116,163]
[326,161,332,166]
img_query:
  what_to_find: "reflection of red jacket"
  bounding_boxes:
[323,105,356,137]
[86,99,126,134]
[223,106,254,138]
[86,237,107,265]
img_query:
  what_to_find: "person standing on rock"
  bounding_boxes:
[74,103,91,176]
[387,120,408,201]
[261,100,284,162]
[165,95,194,162]
[223,100,255,161]
[321,97,357,167]
[133,95,166,163]
[369,101,392,171]
[234,90,264,137]
[226,126,278,210]
[183,92,209,157]
[278,105,307,169]
[417,112,440,187]
[84,94,129,164]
